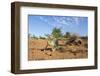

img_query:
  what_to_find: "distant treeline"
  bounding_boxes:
[29,27,88,39]
[80,36,88,40]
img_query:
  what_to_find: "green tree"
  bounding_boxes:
[45,34,50,39]
[51,27,62,38]
[39,36,46,39]
[64,32,71,38]
[32,34,38,39]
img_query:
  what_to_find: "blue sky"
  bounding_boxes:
[28,15,88,37]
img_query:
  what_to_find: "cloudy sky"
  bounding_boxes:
[28,15,88,37]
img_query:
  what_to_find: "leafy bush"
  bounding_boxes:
[51,27,62,38]
[64,32,71,38]
[39,36,46,39]
[32,34,38,39]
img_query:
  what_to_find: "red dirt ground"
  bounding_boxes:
[28,38,88,60]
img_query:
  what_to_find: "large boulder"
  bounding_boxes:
[65,37,83,46]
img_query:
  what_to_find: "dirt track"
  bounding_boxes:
[28,38,88,60]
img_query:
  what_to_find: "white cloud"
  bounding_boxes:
[39,16,52,26]
[38,16,81,30]
[39,16,48,22]
[73,17,79,25]
[53,16,69,25]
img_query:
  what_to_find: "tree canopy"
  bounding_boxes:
[51,27,62,38]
